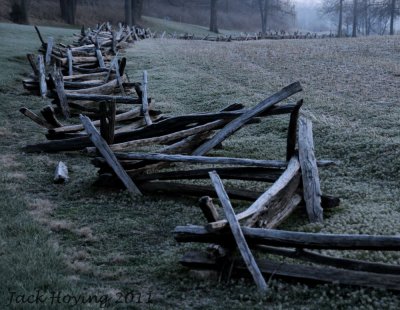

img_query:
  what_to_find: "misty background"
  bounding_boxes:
[1,0,399,35]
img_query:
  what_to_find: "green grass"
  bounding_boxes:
[1,21,400,309]
[0,23,81,309]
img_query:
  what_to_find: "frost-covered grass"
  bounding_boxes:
[142,16,235,36]
[1,21,400,309]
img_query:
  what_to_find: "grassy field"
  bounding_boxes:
[1,20,400,309]
[142,16,235,36]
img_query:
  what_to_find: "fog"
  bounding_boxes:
[2,0,398,35]
[143,0,335,34]
[295,3,333,33]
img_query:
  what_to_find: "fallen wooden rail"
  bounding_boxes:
[179,251,400,291]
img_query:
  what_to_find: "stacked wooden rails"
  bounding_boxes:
[20,23,161,146]
[73,81,400,292]
[88,84,301,194]
[82,82,339,206]
[172,31,335,42]
[166,85,400,292]
[23,81,337,205]
[19,25,400,293]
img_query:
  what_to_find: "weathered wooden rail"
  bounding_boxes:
[167,91,400,292]
[17,21,397,295]
[164,31,336,42]
[21,22,160,151]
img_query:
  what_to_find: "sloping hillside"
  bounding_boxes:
[1,22,400,308]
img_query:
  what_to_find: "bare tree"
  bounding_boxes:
[210,0,219,33]
[10,0,30,24]
[258,0,270,34]
[363,0,370,35]
[124,0,144,26]
[389,0,396,34]
[352,0,358,36]
[256,0,295,34]
[323,0,395,36]
[60,0,77,24]
[132,0,144,25]
[322,0,355,36]
[125,0,133,26]
[338,0,344,36]
[368,3,391,34]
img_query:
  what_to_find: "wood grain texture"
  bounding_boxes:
[174,225,400,250]
[192,82,302,155]
[179,251,400,291]
[141,71,152,125]
[209,171,268,293]
[80,114,142,197]
[38,55,47,98]
[207,156,300,231]
[298,117,323,222]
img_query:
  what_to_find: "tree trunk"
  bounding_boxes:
[390,0,396,35]
[352,0,358,37]
[69,0,77,24]
[364,0,369,36]
[10,0,30,24]
[258,0,269,34]
[60,0,77,24]
[60,0,67,20]
[338,0,343,37]
[125,0,132,26]
[132,0,143,25]
[19,0,29,23]
[210,0,219,33]
[137,0,143,20]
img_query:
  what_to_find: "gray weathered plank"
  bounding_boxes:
[67,48,73,76]
[179,251,400,291]
[209,171,268,293]
[97,120,225,153]
[27,54,39,76]
[141,71,152,125]
[45,36,53,64]
[38,55,47,98]
[111,31,117,55]
[192,82,302,155]
[105,55,118,82]
[96,48,105,68]
[80,115,142,198]
[207,156,300,231]
[113,57,126,96]
[256,246,400,275]
[174,225,400,251]
[298,117,323,223]
[49,107,141,134]
[54,161,69,184]
[53,69,70,119]
[19,107,53,129]
[115,152,289,168]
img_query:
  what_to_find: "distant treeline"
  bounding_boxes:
[143,0,296,32]
[3,0,296,33]
[323,0,399,36]
[3,0,398,35]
